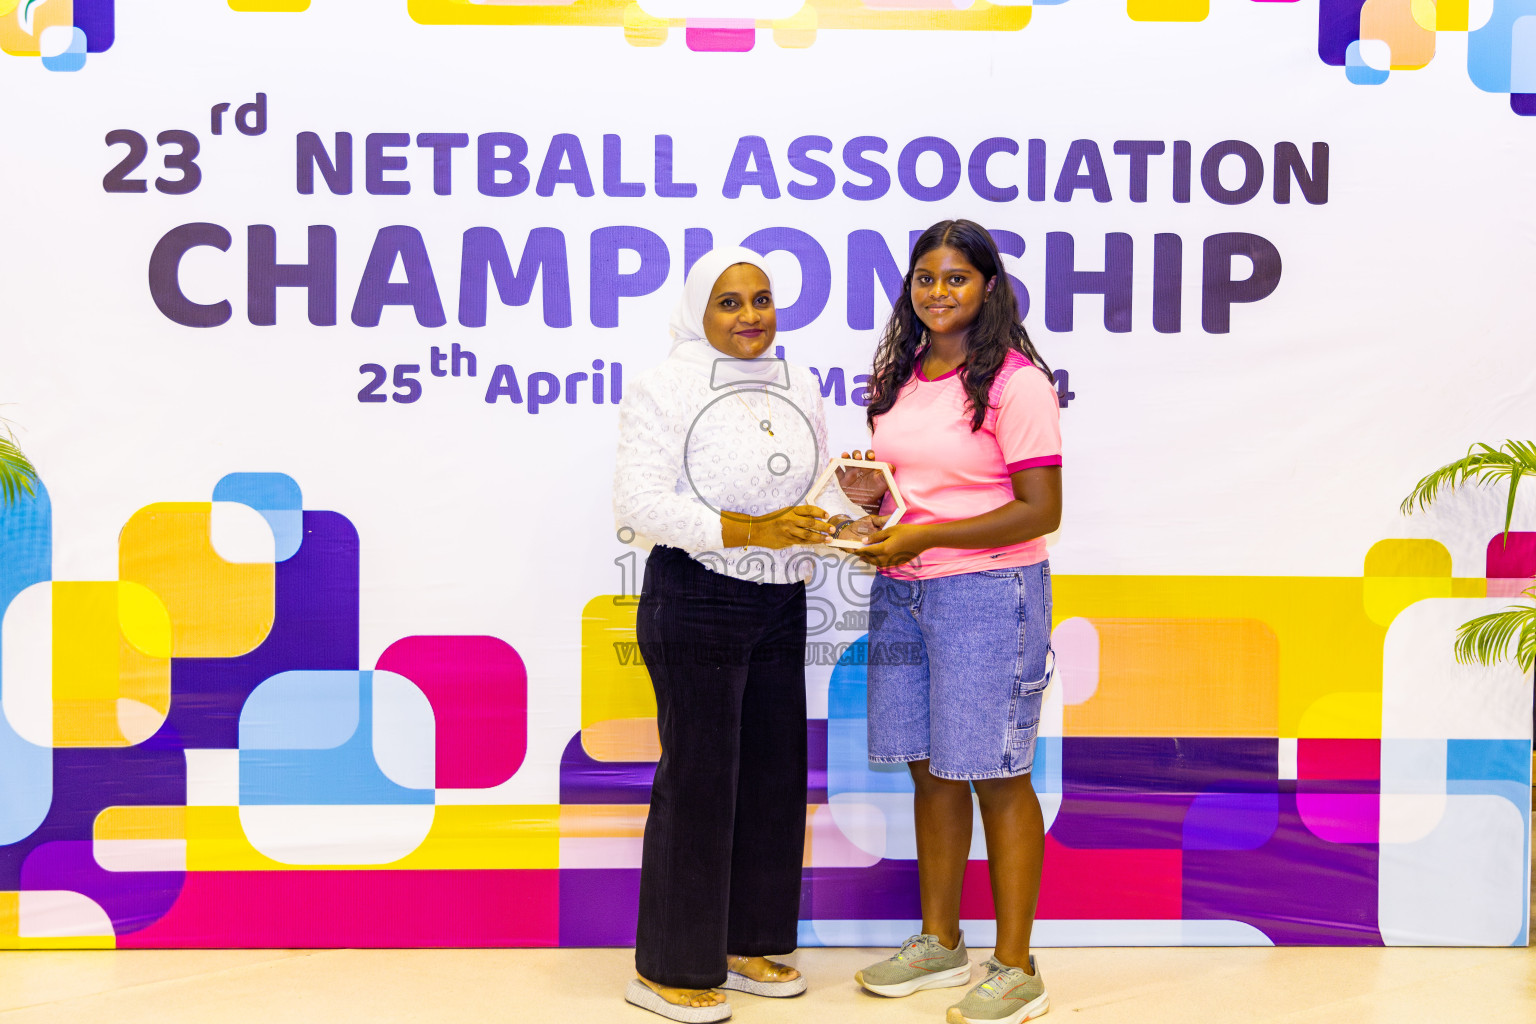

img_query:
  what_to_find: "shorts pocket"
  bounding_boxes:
[1015,648,1053,709]
[1003,648,1052,773]
[976,566,1025,579]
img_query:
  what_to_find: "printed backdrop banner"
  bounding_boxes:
[1,1,1533,949]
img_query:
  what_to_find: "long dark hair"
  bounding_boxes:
[865,219,1051,432]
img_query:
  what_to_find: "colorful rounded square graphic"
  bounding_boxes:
[0,0,75,57]
[375,636,528,790]
[119,503,275,659]
[1058,618,1279,738]
[579,597,661,762]
[2,580,171,747]
[213,473,304,563]
[239,669,435,805]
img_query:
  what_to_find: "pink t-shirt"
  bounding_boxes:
[871,349,1062,579]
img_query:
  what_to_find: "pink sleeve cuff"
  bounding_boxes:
[1006,455,1063,473]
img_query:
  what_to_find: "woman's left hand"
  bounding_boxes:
[851,522,933,567]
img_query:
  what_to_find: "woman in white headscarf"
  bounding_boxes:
[614,248,871,1021]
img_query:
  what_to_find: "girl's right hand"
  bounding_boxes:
[850,517,934,567]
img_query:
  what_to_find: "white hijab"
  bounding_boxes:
[667,246,775,353]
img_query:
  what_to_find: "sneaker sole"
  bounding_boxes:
[945,991,1050,1024]
[856,962,973,997]
[719,971,807,998]
[624,979,733,1023]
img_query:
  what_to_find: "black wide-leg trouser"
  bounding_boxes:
[634,545,808,989]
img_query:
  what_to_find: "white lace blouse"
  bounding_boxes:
[614,341,865,584]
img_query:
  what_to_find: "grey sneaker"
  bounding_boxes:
[854,932,971,997]
[945,955,1048,1024]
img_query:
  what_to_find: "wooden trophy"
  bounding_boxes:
[806,457,907,549]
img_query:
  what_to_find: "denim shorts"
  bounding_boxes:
[866,561,1053,781]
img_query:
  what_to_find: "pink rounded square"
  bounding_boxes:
[686,19,755,52]
[1485,531,1536,580]
[376,635,527,789]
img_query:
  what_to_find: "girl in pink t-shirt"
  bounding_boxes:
[850,220,1061,1024]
